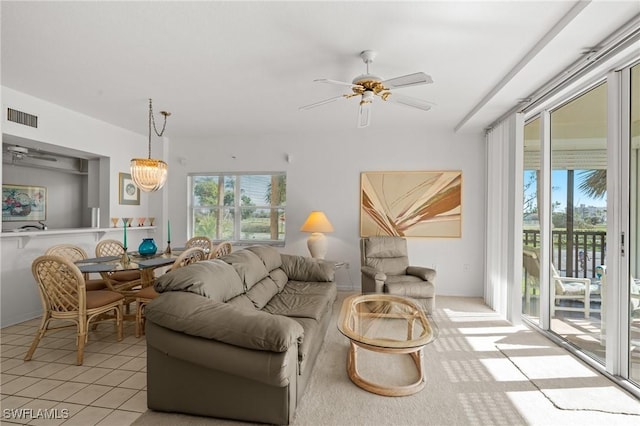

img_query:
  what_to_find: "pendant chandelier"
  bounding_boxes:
[130,99,171,192]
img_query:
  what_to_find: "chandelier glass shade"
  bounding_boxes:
[131,98,170,192]
[130,158,168,192]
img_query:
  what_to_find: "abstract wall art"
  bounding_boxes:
[360,170,462,238]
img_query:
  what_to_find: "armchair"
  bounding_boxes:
[360,236,436,314]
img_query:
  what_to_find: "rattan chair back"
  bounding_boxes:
[185,236,214,254]
[170,247,207,271]
[210,241,233,259]
[45,244,107,290]
[26,255,124,365]
[94,239,142,296]
[96,239,126,257]
[135,246,206,337]
[33,255,86,314]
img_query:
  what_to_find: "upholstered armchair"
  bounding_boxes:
[360,236,436,314]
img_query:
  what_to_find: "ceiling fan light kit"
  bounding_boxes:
[300,50,435,128]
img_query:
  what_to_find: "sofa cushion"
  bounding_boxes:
[384,275,435,298]
[246,276,280,310]
[246,245,283,272]
[154,260,244,302]
[263,292,331,321]
[221,250,269,291]
[146,292,303,352]
[280,255,335,282]
[269,268,288,291]
[281,280,337,300]
[226,294,256,311]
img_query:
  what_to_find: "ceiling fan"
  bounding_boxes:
[299,50,435,128]
[6,145,58,162]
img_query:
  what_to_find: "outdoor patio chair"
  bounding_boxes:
[524,248,599,319]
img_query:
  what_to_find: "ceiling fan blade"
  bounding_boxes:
[357,101,372,128]
[382,92,435,111]
[299,95,345,110]
[381,72,433,89]
[314,78,361,89]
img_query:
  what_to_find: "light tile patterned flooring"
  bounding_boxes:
[1,317,146,425]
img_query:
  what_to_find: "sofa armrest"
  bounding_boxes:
[406,266,436,282]
[281,254,335,282]
[146,291,303,352]
[361,265,386,282]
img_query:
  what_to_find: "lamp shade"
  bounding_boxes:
[300,211,334,233]
[130,158,168,192]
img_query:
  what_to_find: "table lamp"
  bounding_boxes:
[300,211,334,259]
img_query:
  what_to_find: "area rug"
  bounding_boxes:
[133,293,640,425]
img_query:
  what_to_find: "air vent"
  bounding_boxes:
[7,108,38,128]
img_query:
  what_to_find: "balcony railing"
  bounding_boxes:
[523,229,606,278]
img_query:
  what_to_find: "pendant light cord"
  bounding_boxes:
[148,98,169,159]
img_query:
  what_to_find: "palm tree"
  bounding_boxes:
[578,170,606,199]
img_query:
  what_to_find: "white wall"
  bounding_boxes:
[1,87,164,326]
[1,87,162,224]
[0,86,487,327]
[167,127,486,296]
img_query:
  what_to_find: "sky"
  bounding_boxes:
[524,170,607,212]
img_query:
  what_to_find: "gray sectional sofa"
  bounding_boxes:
[144,245,337,425]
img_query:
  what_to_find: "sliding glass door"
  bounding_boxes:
[521,61,640,391]
[629,63,640,385]
[541,82,608,362]
[523,118,541,319]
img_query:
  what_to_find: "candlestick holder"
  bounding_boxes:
[164,241,172,255]
[121,248,131,266]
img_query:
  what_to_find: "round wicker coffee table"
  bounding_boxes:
[337,293,437,396]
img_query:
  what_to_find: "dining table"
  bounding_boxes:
[75,251,179,323]
[75,251,178,289]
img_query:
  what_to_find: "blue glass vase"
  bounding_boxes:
[138,238,158,256]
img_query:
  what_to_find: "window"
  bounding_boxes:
[189,173,286,244]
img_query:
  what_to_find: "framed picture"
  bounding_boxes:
[119,173,140,205]
[2,184,47,222]
[360,170,462,238]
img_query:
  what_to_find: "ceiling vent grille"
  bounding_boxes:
[7,108,38,128]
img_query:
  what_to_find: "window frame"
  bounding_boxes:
[188,171,286,246]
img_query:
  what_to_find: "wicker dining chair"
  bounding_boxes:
[45,244,107,291]
[135,247,207,337]
[95,239,144,298]
[210,241,233,259]
[185,236,214,256]
[25,255,124,365]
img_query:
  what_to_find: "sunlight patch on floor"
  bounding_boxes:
[544,386,640,414]
[509,354,598,379]
[458,326,528,335]
[507,390,640,425]
[480,358,529,381]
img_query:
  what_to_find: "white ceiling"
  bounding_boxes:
[1,1,638,141]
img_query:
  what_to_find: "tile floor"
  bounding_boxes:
[1,316,146,425]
